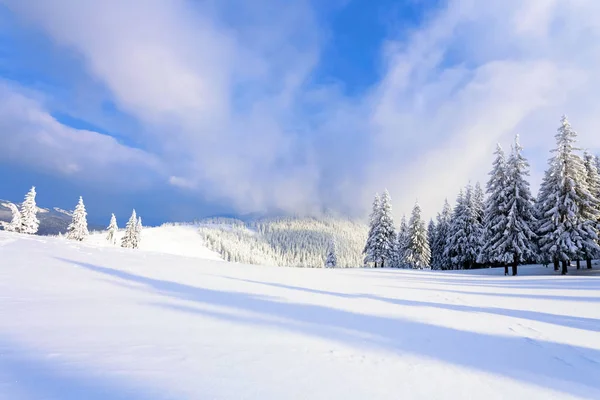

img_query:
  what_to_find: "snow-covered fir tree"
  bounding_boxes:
[501,135,538,276]
[66,197,89,241]
[363,191,396,267]
[427,219,436,262]
[405,202,431,269]
[136,216,143,246]
[470,182,485,262]
[377,190,397,267]
[479,144,509,273]
[583,152,600,267]
[396,215,409,268]
[445,184,482,269]
[121,210,139,249]
[106,213,118,245]
[363,194,381,266]
[1,202,22,232]
[325,238,337,268]
[536,116,600,274]
[595,155,600,175]
[431,199,452,270]
[20,186,39,235]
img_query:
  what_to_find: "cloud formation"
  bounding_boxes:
[2,0,600,220]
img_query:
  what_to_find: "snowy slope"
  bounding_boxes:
[86,225,222,261]
[1,231,600,399]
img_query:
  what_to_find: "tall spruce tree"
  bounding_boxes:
[121,209,139,249]
[66,197,89,241]
[480,144,510,273]
[363,194,381,267]
[536,116,600,274]
[20,186,39,235]
[377,190,397,267]
[405,202,431,269]
[396,215,409,268]
[432,199,452,270]
[501,135,537,276]
[106,213,119,245]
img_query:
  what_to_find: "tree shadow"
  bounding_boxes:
[222,277,600,333]
[382,285,600,303]
[57,258,600,398]
[0,337,161,400]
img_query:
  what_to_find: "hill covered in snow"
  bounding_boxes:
[197,216,368,268]
[1,231,599,399]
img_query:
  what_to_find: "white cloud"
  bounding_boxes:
[0,81,163,187]
[3,0,600,220]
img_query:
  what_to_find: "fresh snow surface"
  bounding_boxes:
[86,225,223,261]
[1,232,600,400]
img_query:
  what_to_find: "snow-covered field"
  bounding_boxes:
[86,225,223,261]
[1,231,599,399]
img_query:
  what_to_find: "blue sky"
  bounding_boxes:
[1,0,600,226]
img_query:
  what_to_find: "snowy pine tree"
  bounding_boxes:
[377,190,397,267]
[363,191,396,267]
[20,187,39,235]
[479,144,510,273]
[470,182,485,263]
[405,202,431,269]
[325,238,337,268]
[536,116,600,274]
[121,210,138,249]
[595,155,600,175]
[66,197,89,241]
[396,215,409,268]
[445,185,482,269]
[583,152,600,268]
[431,200,452,270]
[427,219,436,262]
[363,194,381,267]
[106,213,118,245]
[1,202,22,232]
[501,135,538,276]
[136,216,143,247]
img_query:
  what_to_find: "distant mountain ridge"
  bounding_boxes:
[0,200,103,235]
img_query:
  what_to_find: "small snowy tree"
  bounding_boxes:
[1,202,22,232]
[121,209,138,249]
[20,186,39,235]
[405,202,431,269]
[325,238,337,268]
[431,200,452,270]
[136,216,143,247]
[106,213,118,245]
[66,197,89,241]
